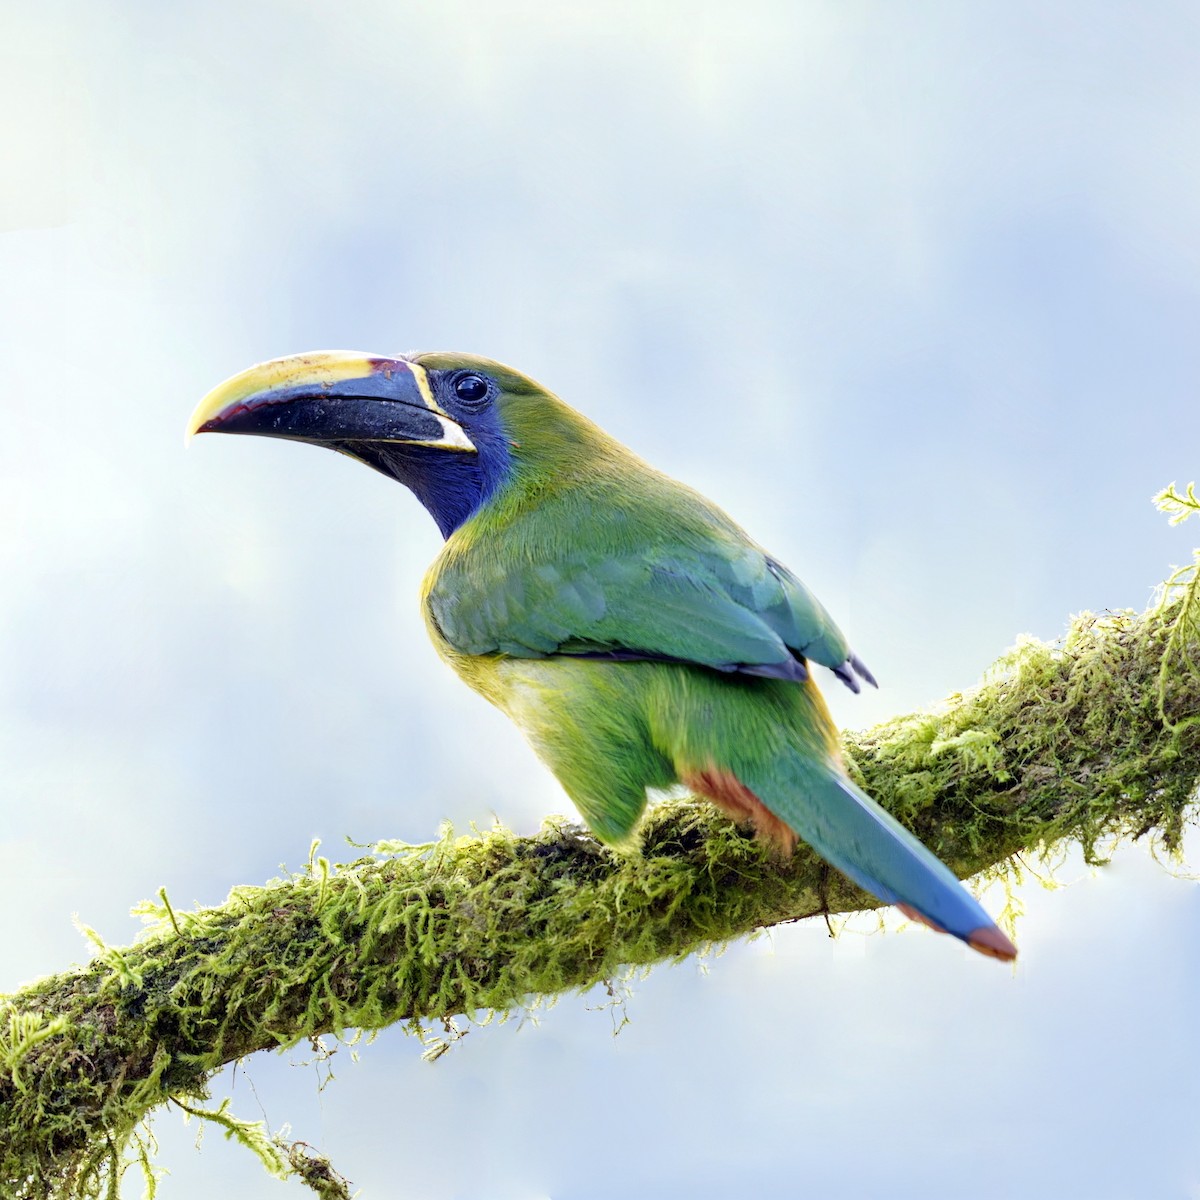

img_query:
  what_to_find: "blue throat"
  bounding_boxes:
[341,433,512,538]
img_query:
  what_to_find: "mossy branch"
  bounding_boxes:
[3,582,1199,1197]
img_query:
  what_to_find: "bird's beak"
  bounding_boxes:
[186,351,476,452]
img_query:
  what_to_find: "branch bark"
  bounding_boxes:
[3,597,1198,1198]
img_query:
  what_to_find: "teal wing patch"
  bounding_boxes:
[429,539,857,680]
[758,556,851,670]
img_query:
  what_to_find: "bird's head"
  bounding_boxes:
[188,350,600,537]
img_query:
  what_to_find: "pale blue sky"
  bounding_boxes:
[2,3,1199,1197]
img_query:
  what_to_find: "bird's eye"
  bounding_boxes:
[453,373,490,405]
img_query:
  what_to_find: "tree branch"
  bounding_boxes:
[3,590,1198,1198]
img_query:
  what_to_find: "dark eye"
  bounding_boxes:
[453,373,489,405]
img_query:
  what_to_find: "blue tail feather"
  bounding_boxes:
[755,766,1003,948]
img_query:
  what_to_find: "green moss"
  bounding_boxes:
[2,561,1198,1197]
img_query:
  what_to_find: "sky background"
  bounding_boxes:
[3,2,1200,1197]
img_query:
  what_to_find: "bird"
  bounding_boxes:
[188,350,1016,962]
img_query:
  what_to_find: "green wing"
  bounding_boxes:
[429,522,870,687]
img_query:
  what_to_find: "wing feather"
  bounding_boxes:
[430,525,869,687]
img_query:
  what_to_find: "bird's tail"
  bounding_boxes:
[757,766,1016,961]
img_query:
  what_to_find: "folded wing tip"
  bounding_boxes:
[850,653,878,689]
[830,662,861,692]
[830,653,879,693]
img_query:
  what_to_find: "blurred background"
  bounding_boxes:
[2,2,1199,1196]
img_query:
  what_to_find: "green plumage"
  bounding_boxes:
[418,380,846,843]
[454,654,839,846]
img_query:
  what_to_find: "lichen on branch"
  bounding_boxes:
[2,566,1198,1198]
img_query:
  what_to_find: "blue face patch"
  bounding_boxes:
[336,368,513,537]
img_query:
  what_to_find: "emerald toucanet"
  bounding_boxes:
[188,351,1016,962]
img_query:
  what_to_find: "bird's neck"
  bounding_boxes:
[402,447,491,538]
[342,439,511,538]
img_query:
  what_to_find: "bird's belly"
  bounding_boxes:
[472,656,652,746]
[439,650,843,845]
